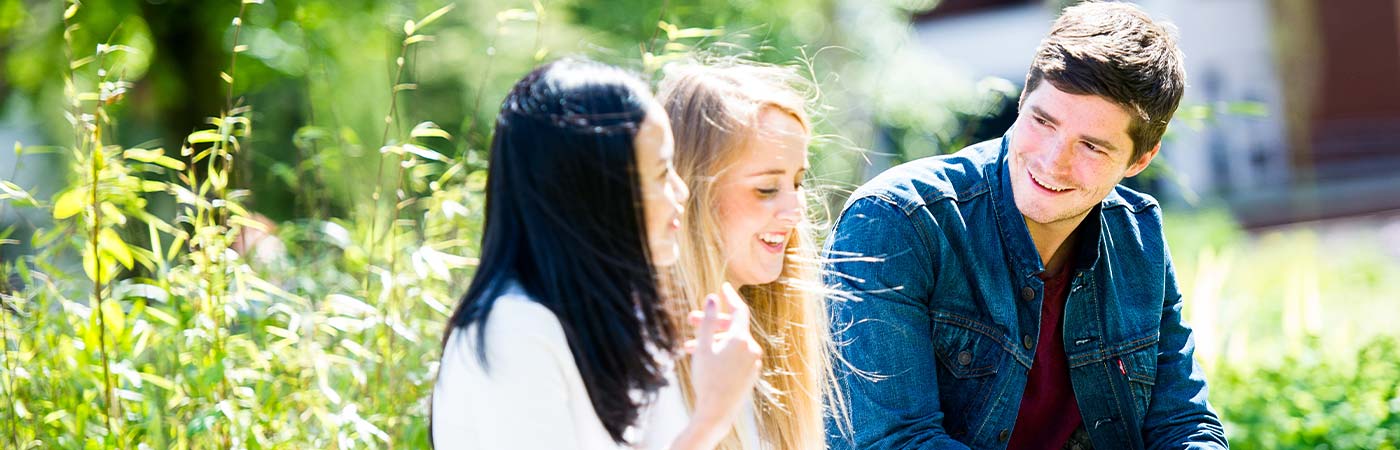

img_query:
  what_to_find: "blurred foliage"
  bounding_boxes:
[1167,208,1400,448]
[0,0,1396,447]
[1211,335,1400,449]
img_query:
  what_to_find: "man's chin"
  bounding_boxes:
[1018,204,1069,225]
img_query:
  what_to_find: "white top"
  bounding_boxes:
[432,281,690,449]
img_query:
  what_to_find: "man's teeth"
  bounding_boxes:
[759,233,786,245]
[1031,172,1070,192]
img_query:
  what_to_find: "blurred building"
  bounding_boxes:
[908,0,1400,227]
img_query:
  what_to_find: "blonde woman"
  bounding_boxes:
[657,61,841,450]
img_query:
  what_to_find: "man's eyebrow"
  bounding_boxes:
[1081,135,1118,151]
[1029,105,1059,125]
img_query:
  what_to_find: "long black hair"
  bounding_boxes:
[441,59,677,443]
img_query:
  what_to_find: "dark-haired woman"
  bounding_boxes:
[432,59,763,450]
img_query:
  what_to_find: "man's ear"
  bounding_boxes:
[1125,142,1161,178]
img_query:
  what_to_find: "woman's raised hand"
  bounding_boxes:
[671,282,762,450]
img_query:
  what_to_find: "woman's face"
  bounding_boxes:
[636,107,690,268]
[714,108,809,287]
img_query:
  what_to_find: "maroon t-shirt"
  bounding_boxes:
[1007,263,1082,449]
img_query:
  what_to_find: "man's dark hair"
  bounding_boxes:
[1020,1,1187,162]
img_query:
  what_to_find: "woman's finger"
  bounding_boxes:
[688,311,732,330]
[693,295,720,355]
[719,282,753,338]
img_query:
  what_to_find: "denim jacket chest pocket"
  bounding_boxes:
[929,312,1009,439]
[1073,332,1159,433]
[1121,344,1158,420]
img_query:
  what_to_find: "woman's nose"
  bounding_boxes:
[668,171,689,206]
[776,190,803,225]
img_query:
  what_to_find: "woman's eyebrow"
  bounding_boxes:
[749,166,804,177]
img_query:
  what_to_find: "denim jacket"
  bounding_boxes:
[823,135,1227,449]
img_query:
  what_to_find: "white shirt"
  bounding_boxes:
[432,282,689,449]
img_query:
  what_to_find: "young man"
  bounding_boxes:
[824,2,1227,449]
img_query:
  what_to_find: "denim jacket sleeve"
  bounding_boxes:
[1143,242,1228,449]
[824,196,971,450]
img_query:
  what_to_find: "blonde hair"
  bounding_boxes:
[658,59,843,450]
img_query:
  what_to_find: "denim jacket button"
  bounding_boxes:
[1020,286,1035,301]
[998,429,1010,442]
[1022,334,1034,350]
[957,351,972,365]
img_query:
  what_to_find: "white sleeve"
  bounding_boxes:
[635,369,691,450]
[432,304,591,450]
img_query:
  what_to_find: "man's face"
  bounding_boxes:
[1008,82,1158,231]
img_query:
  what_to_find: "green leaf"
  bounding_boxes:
[11,398,27,419]
[82,307,100,349]
[100,202,127,226]
[140,180,168,192]
[466,169,487,191]
[187,130,225,144]
[95,44,138,55]
[417,4,456,30]
[124,148,186,170]
[100,297,126,339]
[166,234,186,262]
[32,226,64,247]
[83,242,115,284]
[224,199,251,218]
[266,326,299,341]
[99,228,135,270]
[410,121,452,140]
[42,410,68,425]
[0,181,37,206]
[53,188,85,219]
[658,20,724,40]
[123,147,162,162]
[156,155,186,170]
[402,144,447,162]
[70,56,94,70]
[339,339,375,360]
[137,372,176,391]
[144,306,177,326]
